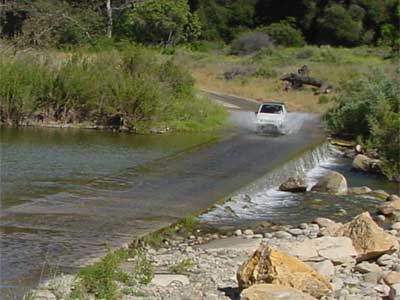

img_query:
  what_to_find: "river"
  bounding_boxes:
[0,92,397,297]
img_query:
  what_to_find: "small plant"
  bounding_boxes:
[168,259,195,274]
[128,248,154,285]
[178,214,199,234]
[121,287,145,297]
[142,232,165,248]
[318,95,330,104]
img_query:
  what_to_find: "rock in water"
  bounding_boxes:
[240,284,318,300]
[352,154,382,173]
[279,177,307,193]
[379,200,400,215]
[237,245,332,298]
[348,186,372,195]
[335,212,399,261]
[311,171,347,195]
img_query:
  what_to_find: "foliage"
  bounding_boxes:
[324,70,400,178]
[2,0,399,48]
[122,0,201,46]
[71,248,153,300]
[258,18,305,47]
[316,4,363,46]
[168,259,195,274]
[0,49,227,132]
[230,31,273,56]
[177,214,199,234]
[73,251,121,300]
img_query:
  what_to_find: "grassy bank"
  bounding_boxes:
[173,45,394,114]
[0,46,227,133]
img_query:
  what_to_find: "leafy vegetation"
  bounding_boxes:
[2,0,398,50]
[71,248,153,300]
[324,70,400,179]
[0,48,227,132]
[168,259,195,274]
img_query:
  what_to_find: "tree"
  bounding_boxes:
[316,4,363,46]
[122,0,201,45]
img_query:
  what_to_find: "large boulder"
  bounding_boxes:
[237,245,332,298]
[311,171,347,195]
[335,212,399,261]
[241,284,318,300]
[273,236,357,264]
[352,154,382,173]
[279,177,307,193]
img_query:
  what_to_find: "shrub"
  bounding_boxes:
[318,95,330,104]
[0,49,227,132]
[230,31,273,56]
[258,19,305,47]
[324,70,400,178]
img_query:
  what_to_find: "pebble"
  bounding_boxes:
[273,230,292,239]
[288,228,303,236]
[234,229,242,236]
[243,229,254,236]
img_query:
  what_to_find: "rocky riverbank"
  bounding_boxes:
[27,168,400,300]
[30,209,400,300]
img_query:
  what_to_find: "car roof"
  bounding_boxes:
[260,102,286,106]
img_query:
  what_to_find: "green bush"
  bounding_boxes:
[230,31,274,56]
[258,19,305,47]
[324,70,400,178]
[0,49,227,132]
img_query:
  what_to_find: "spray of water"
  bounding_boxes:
[229,110,314,135]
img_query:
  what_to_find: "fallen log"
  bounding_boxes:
[281,73,332,93]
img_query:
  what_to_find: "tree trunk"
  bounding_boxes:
[280,73,332,93]
[106,0,112,38]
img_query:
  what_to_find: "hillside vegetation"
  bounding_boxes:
[1,0,399,177]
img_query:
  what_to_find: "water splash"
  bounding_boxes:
[229,111,315,135]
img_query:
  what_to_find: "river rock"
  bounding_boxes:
[384,272,400,286]
[348,186,372,195]
[388,194,400,202]
[31,290,57,300]
[308,260,335,278]
[335,212,399,261]
[312,236,357,264]
[390,283,400,300]
[279,177,307,193]
[312,217,342,236]
[311,171,348,195]
[240,284,318,300]
[354,261,382,274]
[237,245,332,298]
[369,190,390,200]
[352,154,382,173]
[380,200,400,215]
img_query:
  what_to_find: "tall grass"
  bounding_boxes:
[173,45,393,114]
[0,47,227,132]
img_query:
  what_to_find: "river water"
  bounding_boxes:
[1,127,221,296]
[1,113,398,297]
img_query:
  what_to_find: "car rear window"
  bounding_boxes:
[260,104,283,114]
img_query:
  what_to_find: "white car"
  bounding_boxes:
[255,102,287,134]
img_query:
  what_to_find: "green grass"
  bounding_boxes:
[168,259,195,274]
[172,45,394,114]
[70,248,153,300]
